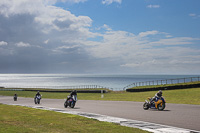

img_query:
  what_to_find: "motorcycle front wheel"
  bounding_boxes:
[14,97,17,101]
[37,99,40,104]
[70,102,75,108]
[143,102,149,110]
[157,103,165,111]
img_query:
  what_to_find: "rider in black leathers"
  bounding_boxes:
[35,91,41,99]
[14,93,17,101]
[67,90,77,101]
[70,90,77,97]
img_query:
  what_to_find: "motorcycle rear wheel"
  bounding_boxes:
[143,102,149,110]
[64,102,68,108]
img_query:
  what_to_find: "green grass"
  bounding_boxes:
[0,104,148,133]
[1,87,200,105]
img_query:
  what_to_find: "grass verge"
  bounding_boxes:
[0,104,148,133]
[1,87,200,105]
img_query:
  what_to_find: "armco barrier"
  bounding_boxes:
[25,89,108,93]
[0,89,108,93]
[126,83,200,92]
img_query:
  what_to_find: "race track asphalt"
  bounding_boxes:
[0,96,200,131]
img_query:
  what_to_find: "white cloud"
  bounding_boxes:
[0,0,49,17]
[52,45,81,54]
[147,5,160,8]
[96,24,112,31]
[139,30,159,37]
[189,13,196,17]
[0,41,8,46]
[0,0,92,33]
[15,42,31,47]
[61,0,87,3]
[83,30,200,73]
[149,37,200,46]
[189,13,200,18]
[44,39,49,44]
[34,5,92,33]
[102,0,122,5]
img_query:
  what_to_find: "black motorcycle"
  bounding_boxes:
[34,95,42,104]
[64,95,77,108]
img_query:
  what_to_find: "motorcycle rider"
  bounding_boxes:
[70,90,77,97]
[67,90,77,101]
[13,93,17,101]
[151,90,163,103]
[35,91,41,100]
[14,93,17,97]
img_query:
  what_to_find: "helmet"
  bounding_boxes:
[158,90,162,95]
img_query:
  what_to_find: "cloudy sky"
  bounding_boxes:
[0,0,200,74]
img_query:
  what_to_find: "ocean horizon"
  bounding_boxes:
[0,74,200,91]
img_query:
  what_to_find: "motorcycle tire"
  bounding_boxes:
[157,103,165,111]
[70,102,75,108]
[64,102,68,108]
[143,102,149,110]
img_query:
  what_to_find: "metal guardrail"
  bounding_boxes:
[0,89,24,91]
[0,85,109,90]
[123,77,200,90]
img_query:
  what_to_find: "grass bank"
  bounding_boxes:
[0,104,148,133]
[1,87,200,105]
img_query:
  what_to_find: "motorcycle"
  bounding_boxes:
[143,96,166,111]
[64,95,77,108]
[34,95,42,104]
[13,94,17,101]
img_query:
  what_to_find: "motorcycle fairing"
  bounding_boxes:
[154,97,165,109]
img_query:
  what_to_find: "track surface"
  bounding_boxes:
[1,96,200,131]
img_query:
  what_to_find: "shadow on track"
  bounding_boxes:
[147,109,171,112]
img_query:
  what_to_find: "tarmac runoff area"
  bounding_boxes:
[0,96,200,133]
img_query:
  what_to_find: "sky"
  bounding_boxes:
[0,0,200,74]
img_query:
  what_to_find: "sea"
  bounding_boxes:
[0,74,200,91]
